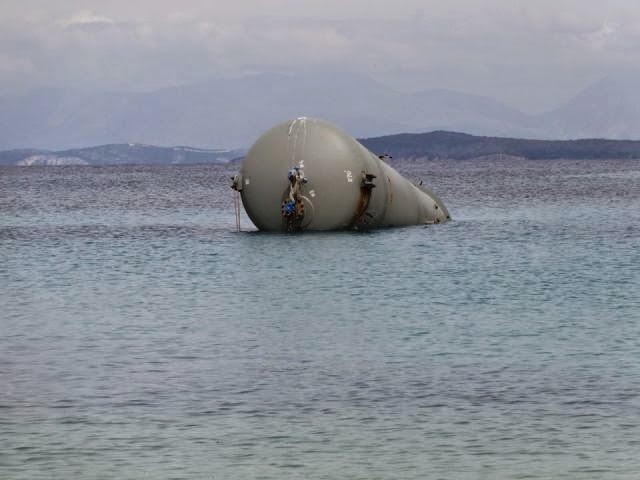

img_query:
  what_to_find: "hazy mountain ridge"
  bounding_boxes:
[539,76,640,140]
[4,71,640,151]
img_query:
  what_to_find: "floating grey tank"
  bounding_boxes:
[232,117,450,231]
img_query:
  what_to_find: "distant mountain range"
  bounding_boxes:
[2,131,640,166]
[2,72,640,151]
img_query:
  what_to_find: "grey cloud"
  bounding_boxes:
[2,0,640,111]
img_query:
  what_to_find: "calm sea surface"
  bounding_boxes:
[1,159,639,479]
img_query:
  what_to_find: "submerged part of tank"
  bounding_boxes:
[232,117,450,232]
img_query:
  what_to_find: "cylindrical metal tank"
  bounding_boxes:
[232,117,450,231]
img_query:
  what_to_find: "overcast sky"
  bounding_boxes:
[2,0,639,112]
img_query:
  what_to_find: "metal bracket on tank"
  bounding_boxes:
[281,165,308,232]
[231,173,243,191]
[361,172,377,190]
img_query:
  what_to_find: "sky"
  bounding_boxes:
[2,0,640,113]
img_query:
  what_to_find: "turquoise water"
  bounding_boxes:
[2,159,639,479]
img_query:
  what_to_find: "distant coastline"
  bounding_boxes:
[0,144,246,166]
[2,131,640,166]
[359,131,640,162]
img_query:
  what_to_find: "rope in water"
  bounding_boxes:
[233,189,241,232]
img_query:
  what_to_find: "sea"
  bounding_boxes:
[1,157,639,479]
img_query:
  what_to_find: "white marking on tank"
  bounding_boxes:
[344,170,353,183]
[289,117,308,165]
[301,117,307,148]
[290,119,300,163]
[245,178,250,185]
